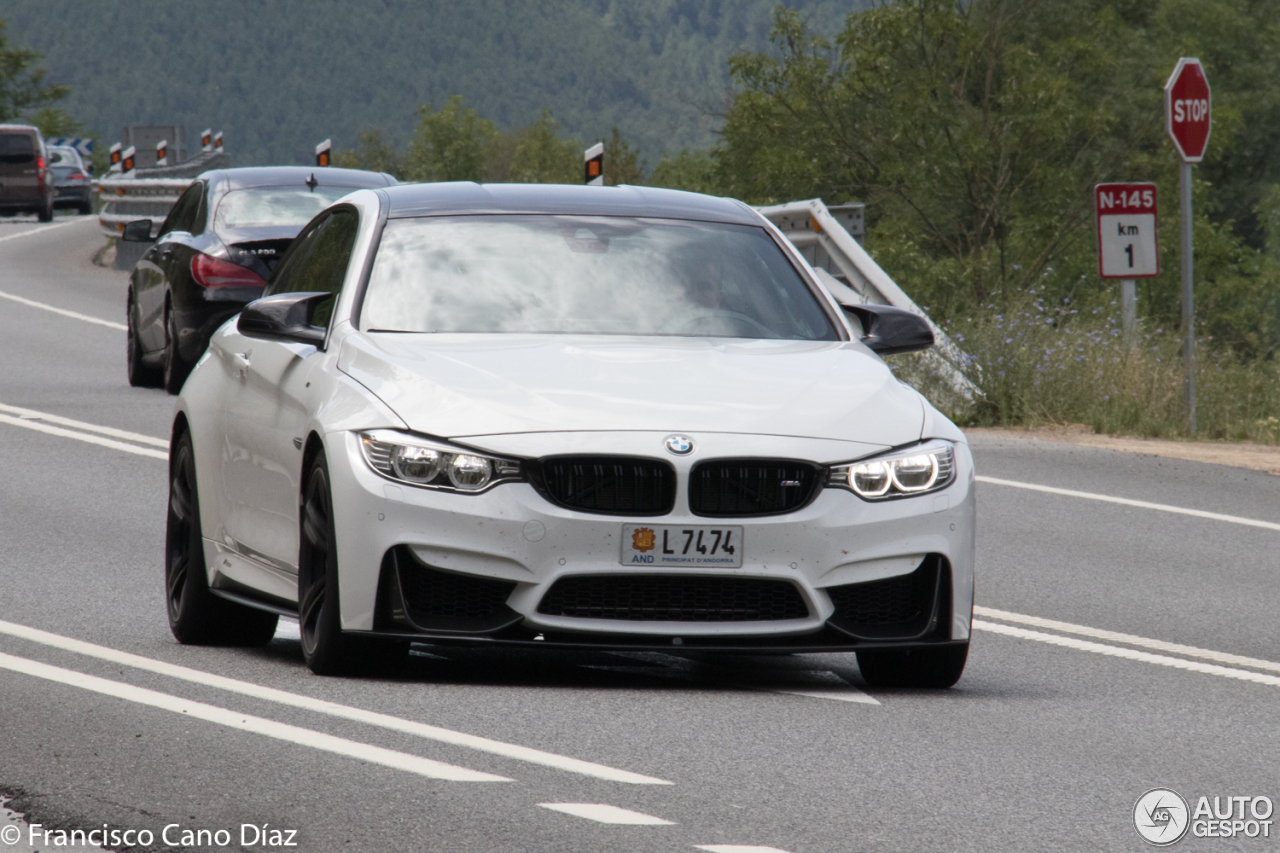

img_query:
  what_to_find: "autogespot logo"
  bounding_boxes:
[1135,788,1191,845]
[664,435,694,455]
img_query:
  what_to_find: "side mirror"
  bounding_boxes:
[238,291,332,346]
[121,219,154,242]
[841,302,934,355]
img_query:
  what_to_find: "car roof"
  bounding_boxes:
[198,166,397,192]
[381,182,761,225]
[0,124,41,135]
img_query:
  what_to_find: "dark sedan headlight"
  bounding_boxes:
[828,441,956,500]
[359,430,522,493]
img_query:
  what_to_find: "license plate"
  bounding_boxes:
[621,524,744,567]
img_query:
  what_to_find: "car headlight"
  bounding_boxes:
[827,441,956,500]
[360,430,522,493]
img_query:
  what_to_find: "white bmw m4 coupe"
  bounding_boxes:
[167,182,975,686]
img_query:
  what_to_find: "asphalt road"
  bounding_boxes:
[0,217,1276,853]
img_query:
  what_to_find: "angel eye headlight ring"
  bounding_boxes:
[829,442,955,501]
[360,431,521,493]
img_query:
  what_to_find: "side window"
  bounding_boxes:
[190,187,209,235]
[158,184,203,237]
[265,208,360,328]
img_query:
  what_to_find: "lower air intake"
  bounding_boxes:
[825,555,943,640]
[537,575,809,622]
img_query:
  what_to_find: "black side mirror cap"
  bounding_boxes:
[237,291,331,346]
[120,219,154,242]
[841,302,935,355]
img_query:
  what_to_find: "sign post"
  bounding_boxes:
[1164,57,1211,433]
[584,142,603,186]
[1095,183,1159,344]
[316,139,331,168]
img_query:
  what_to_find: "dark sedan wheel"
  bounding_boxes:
[166,431,278,645]
[298,451,401,675]
[855,642,969,689]
[37,198,53,222]
[162,303,190,395]
[126,291,161,388]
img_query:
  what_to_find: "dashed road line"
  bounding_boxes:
[538,803,675,825]
[973,619,1280,688]
[0,403,169,448]
[0,650,508,782]
[0,217,86,244]
[976,475,1280,532]
[695,846,797,853]
[0,618,671,785]
[0,290,125,330]
[0,414,167,460]
[975,606,1280,674]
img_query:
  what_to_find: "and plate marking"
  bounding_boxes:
[622,524,743,567]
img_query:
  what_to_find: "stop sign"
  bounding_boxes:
[1164,57,1211,162]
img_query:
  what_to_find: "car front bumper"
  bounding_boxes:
[325,430,976,650]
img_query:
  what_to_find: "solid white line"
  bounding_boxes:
[0,650,508,782]
[972,620,1280,687]
[0,415,167,460]
[0,218,86,244]
[976,475,1280,532]
[695,847,797,853]
[0,618,671,785]
[538,803,675,825]
[975,606,1280,675]
[0,403,169,448]
[767,671,879,705]
[0,290,125,330]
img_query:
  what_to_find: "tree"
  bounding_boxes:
[648,149,719,194]
[508,109,581,184]
[601,127,646,186]
[333,129,405,177]
[405,95,499,183]
[0,21,69,123]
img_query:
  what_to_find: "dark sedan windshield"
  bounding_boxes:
[215,187,356,229]
[359,215,837,340]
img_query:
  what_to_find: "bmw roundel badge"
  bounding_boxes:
[664,435,694,455]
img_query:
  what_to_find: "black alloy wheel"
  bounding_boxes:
[126,290,161,387]
[162,301,189,395]
[855,642,969,689]
[166,430,278,645]
[298,451,402,675]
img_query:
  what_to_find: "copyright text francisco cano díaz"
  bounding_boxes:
[1,821,298,849]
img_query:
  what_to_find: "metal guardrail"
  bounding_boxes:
[93,149,230,239]
[757,198,979,399]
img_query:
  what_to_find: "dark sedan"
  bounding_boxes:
[123,166,396,392]
[48,146,93,215]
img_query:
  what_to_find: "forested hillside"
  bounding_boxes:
[1,0,852,165]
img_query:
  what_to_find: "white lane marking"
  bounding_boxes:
[538,803,675,825]
[973,620,1280,688]
[0,650,508,782]
[975,606,1280,675]
[0,403,169,448]
[0,218,86,244]
[273,619,301,640]
[0,415,167,460]
[695,847,797,853]
[0,291,125,330]
[770,671,879,705]
[0,618,671,785]
[976,475,1280,532]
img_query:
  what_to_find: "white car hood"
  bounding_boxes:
[337,333,924,446]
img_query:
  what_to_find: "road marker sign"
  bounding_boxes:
[316,139,331,168]
[155,139,168,166]
[214,131,223,152]
[584,142,603,186]
[45,137,94,157]
[1096,183,1159,279]
[201,128,212,153]
[108,142,122,173]
[120,146,136,176]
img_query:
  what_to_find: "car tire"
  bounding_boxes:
[162,303,189,395]
[126,291,162,388]
[37,202,53,222]
[166,430,279,645]
[78,202,92,216]
[855,642,969,689]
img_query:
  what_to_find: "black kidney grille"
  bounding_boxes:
[398,557,516,620]
[825,556,940,638]
[537,575,809,622]
[689,459,823,517]
[535,456,675,515]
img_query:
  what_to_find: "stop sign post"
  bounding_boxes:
[1165,57,1211,433]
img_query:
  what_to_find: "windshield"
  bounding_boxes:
[214,187,355,229]
[359,215,837,340]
